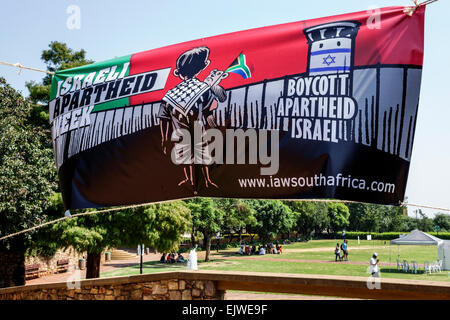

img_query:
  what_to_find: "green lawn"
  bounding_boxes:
[100,240,449,282]
[217,240,439,265]
[278,245,439,263]
[101,261,186,278]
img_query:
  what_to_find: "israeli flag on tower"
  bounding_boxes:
[304,21,360,76]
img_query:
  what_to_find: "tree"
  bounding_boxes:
[327,203,350,234]
[347,203,381,233]
[403,216,419,232]
[253,200,294,242]
[348,202,408,232]
[216,199,256,243]
[310,202,330,236]
[412,209,434,232]
[27,192,65,258]
[385,205,407,232]
[286,201,329,238]
[114,202,191,253]
[433,213,450,232]
[0,78,56,287]
[186,198,224,262]
[347,203,365,231]
[51,201,191,278]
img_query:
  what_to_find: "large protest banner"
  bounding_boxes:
[49,6,425,209]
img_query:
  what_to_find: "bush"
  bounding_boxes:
[429,232,450,240]
[343,232,404,240]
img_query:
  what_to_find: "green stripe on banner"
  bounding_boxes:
[92,98,130,113]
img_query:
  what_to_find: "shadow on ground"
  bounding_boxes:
[380,267,426,274]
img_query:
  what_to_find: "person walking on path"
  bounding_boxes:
[369,253,380,277]
[334,243,342,261]
[341,240,349,261]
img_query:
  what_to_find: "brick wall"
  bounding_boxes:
[25,248,84,276]
[0,273,225,300]
[24,248,107,276]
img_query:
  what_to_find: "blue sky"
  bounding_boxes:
[1,0,449,217]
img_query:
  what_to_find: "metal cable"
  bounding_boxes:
[1,198,448,242]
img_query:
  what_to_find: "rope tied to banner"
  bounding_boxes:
[0,198,191,242]
[0,61,54,76]
[0,199,449,242]
[404,0,439,16]
[12,63,23,76]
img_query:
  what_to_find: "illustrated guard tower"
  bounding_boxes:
[303,21,361,78]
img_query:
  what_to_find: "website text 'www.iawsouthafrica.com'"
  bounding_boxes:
[238,173,396,194]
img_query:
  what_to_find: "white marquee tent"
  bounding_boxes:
[437,241,450,271]
[391,229,443,246]
[390,229,449,271]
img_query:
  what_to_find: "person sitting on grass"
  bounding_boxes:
[334,243,342,262]
[251,245,256,255]
[276,244,282,254]
[176,253,185,263]
[238,247,244,255]
[259,246,266,255]
[167,253,176,263]
[160,253,166,263]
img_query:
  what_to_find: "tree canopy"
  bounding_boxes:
[0,78,56,246]
[45,201,191,278]
[327,202,350,233]
[252,200,294,242]
[186,198,224,262]
[286,201,327,238]
[0,77,58,287]
[216,198,257,241]
[52,202,191,254]
[433,213,450,232]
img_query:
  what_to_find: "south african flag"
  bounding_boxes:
[226,53,251,79]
